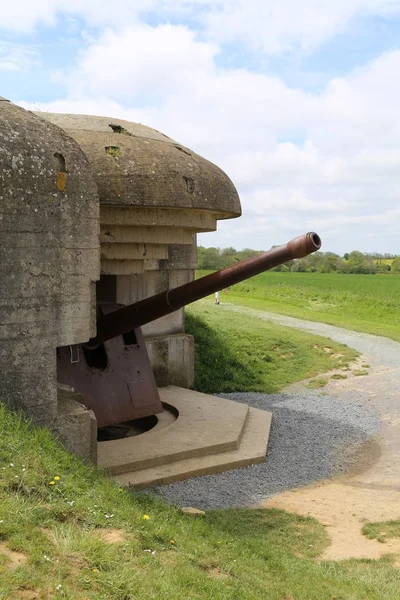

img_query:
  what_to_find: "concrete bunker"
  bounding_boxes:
[1,102,320,486]
[39,113,243,395]
[0,98,100,461]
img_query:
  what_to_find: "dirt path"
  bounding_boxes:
[264,481,400,560]
[224,304,400,561]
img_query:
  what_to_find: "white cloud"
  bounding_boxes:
[0,43,40,71]
[3,0,400,57]
[202,0,400,54]
[20,20,400,254]
[63,24,218,101]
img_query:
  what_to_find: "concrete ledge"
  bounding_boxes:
[97,385,272,488]
[116,406,272,488]
[98,386,249,475]
[55,387,98,464]
[146,334,194,388]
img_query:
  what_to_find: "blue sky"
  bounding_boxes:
[2,1,400,254]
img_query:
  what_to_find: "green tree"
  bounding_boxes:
[341,251,376,274]
[320,252,341,273]
[197,247,221,269]
[236,248,263,261]
[391,257,400,273]
[221,247,237,256]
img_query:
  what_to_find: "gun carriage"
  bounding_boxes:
[58,232,321,428]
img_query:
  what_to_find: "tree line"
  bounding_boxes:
[197,246,400,274]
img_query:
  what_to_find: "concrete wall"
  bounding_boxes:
[0,99,100,428]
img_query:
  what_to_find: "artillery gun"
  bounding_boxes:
[1,99,322,479]
[57,232,321,429]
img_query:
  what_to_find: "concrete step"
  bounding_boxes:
[115,406,272,488]
[98,386,249,475]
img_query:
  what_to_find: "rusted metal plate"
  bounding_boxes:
[57,320,163,428]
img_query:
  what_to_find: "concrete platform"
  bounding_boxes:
[98,386,272,488]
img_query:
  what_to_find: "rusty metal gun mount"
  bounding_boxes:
[57,232,321,428]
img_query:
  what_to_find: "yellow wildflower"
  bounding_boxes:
[92,568,98,573]
[54,476,60,481]
[170,539,175,545]
[143,514,150,520]
[49,481,55,485]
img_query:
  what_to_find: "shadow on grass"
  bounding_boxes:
[205,508,329,558]
[185,312,263,394]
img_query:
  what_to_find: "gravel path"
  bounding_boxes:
[155,306,399,510]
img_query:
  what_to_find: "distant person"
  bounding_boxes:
[215,291,220,305]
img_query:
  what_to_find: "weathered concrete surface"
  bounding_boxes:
[56,386,98,463]
[165,334,194,388]
[115,405,272,488]
[99,386,249,475]
[0,100,99,427]
[98,385,272,487]
[35,113,241,216]
[37,112,242,389]
[145,334,194,388]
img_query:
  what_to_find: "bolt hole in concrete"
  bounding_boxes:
[183,176,195,193]
[174,145,192,156]
[105,146,122,157]
[108,123,132,135]
[54,152,67,191]
[53,152,66,172]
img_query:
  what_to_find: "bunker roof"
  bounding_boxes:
[37,113,242,219]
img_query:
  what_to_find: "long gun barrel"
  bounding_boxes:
[89,231,321,347]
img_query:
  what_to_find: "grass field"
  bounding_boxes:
[1,405,400,600]
[2,272,399,597]
[186,301,358,393]
[196,271,400,341]
[363,521,400,544]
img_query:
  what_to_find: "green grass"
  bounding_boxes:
[185,301,358,394]
[1,404,400,599]
[352,370,369,377]
[307,378,329,389]
[363,521,400,543]
[196,271,400,342]
[1,271,397,598]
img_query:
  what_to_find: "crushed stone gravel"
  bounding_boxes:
[153,389,380,510]
[147,307,400,511]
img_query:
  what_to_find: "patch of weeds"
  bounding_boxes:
[331,374,348,380]
[361,363,371,368]
[362,520,400,543]
[353,370,369,376]
[307,378,328,389]
[108,124,132,136]
[105,146,122,158]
